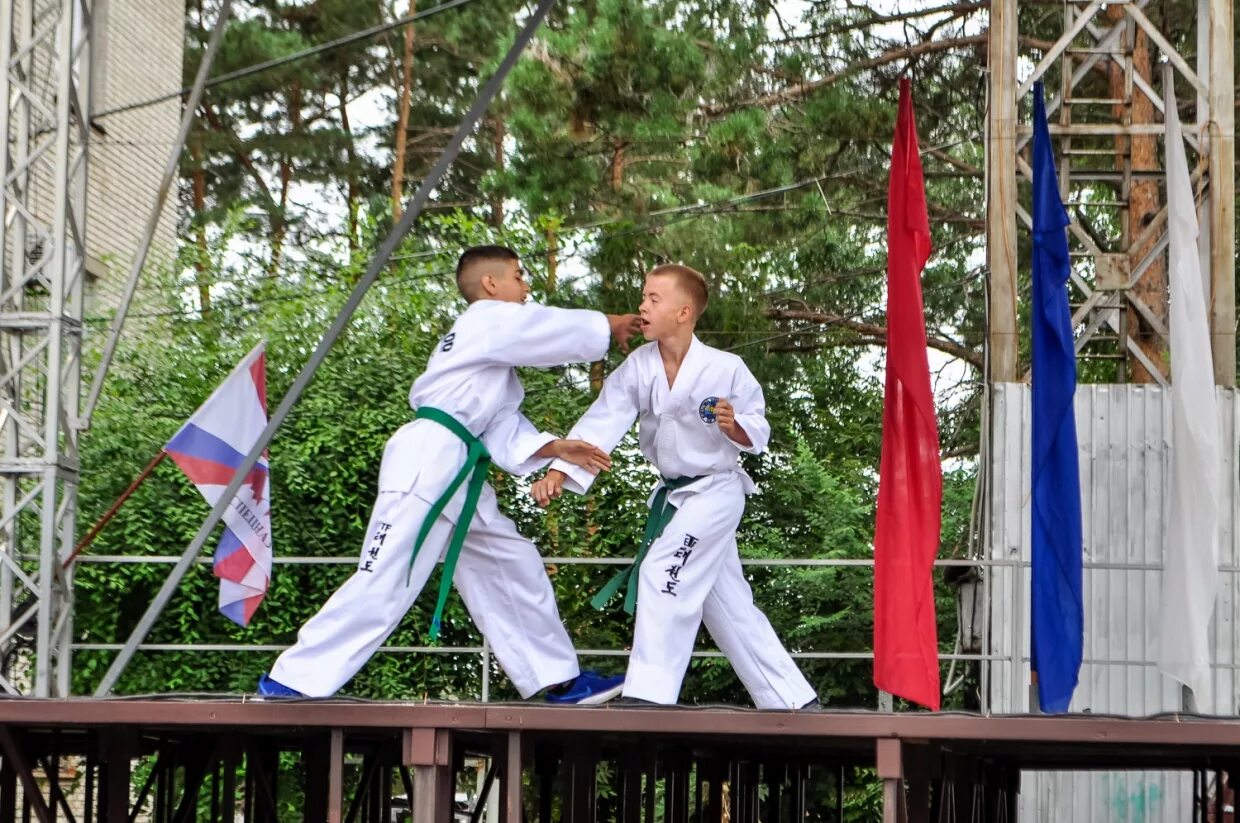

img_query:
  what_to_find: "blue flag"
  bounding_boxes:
[1029,81,1083,713]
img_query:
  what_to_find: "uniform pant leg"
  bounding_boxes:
[453,503,580,698]
[701,544,818,710]
[622,483,742,705]
[270,491,450,696]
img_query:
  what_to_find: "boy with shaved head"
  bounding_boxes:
[533,264,818,709]
[258,245,640,703]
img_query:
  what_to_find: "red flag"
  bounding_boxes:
[873,78,942,710]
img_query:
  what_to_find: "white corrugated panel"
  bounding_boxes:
[988,383,1239,821]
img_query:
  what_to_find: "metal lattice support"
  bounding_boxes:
[0,0,92,696]
[986,0,1234,385]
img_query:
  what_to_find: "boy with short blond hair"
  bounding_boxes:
[533,264,817,709]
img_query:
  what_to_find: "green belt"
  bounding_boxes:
[408,406,491,641]
[591,475,704,615]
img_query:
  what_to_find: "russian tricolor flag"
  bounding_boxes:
[165,342,272,626]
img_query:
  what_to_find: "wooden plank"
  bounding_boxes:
[1206,0,1236,384]
[412,730,453,823]
[502,732,522,823]
[328,729,344,823]
[987,0,1020,380]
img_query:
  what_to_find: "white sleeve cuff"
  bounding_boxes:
[550,457,597,495]
[504,431,559,475]
[732,414,767,455]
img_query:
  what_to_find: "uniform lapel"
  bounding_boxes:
[669,336,706,403]
[648,344,670,412]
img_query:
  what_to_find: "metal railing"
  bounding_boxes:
[71,550,1240,706]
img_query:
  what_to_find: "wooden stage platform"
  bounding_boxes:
[0,697,1235,821]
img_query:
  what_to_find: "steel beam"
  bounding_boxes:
[1204,0,1235,384]
[0,727,52,823]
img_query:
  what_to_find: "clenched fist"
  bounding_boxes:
[532,469,567,508]
[714,398,752,448]
[607,313,643,352]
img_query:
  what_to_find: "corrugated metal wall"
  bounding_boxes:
[988,383,1239,821]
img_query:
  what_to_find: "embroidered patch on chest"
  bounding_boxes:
[698,397,719,424]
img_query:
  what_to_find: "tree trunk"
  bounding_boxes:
[191,136,211,316]
[545,224,558,292]
[610,140,627,191]
[339,72,360,256]
[391,0,417,220]
[1109,7,1165,382]
[590,140,627,392]
[490,115,506,228]
[271,81,301,274]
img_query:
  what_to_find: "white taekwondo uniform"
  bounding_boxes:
[550,336,816,709]
[271,300,611,698]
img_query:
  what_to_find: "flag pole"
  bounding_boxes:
[61,451,168,571]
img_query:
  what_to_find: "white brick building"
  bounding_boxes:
[17,0,186,306]
[87,0,187,280]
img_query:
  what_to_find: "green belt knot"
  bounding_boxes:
[591,474,704,615]
[406,406,491,641]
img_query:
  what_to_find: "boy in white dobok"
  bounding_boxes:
[532,264,818,709]
[258,245,639,703]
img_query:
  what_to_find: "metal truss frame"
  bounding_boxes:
[0,0,94,696]
[986,0,1234,386]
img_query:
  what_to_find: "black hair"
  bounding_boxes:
[456,245,519,281]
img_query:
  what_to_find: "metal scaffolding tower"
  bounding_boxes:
[0,0,93,696]
[987,0,1235,384]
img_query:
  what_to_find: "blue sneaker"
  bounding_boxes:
[545,671,625,705]
[255,672,305,699]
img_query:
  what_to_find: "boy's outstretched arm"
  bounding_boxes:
[482,303,640,369]
[533,441,611,475]
[482,410,611,476]
[545,355,642,495]
[480,410,557,476]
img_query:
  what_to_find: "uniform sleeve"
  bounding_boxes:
[482,409,557,477]
[728,360,771,455]
[484,302,611,368]
[549,355,642,495]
